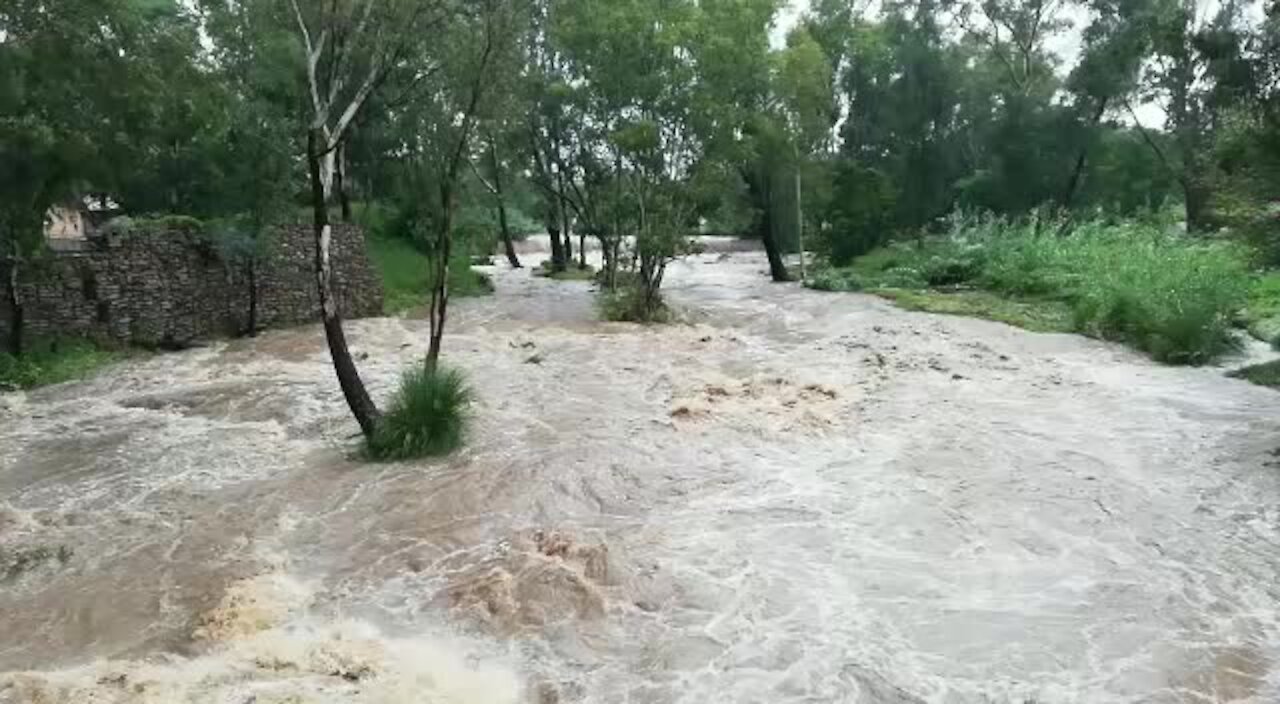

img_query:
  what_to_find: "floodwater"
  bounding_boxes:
[3,243,1280,703]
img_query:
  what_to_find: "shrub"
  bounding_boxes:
[366,365,472,460]
[599,286,672,323]
[535,260,596,281]
[823,163,897,265]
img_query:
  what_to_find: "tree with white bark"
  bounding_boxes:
[289,0,445,437]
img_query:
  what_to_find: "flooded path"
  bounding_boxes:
[3,248,1280,703]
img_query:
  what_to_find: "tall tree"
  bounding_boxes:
[290,0,441,437]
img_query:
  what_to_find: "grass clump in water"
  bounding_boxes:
[366,365,472,460]
[0,339,125,391]
[1229,359,1280,389]
[599,286,672,323]
[535,260,597,281]
[809,216,1252,365]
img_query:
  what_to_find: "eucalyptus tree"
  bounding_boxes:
[288,0,444,437]
[408,0,521,369]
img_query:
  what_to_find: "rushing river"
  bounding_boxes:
[3,244,1280,703]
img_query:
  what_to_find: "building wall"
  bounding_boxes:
[0,223,382,349]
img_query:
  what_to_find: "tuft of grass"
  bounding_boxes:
[599,286,672,323]
[1228,359,1280,389]
[535,260,597,281]
[0,339,125,391]
[367,236,493,315]
[808,217,1252,365]
[366,365,473,460]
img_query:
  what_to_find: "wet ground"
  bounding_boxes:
[2,245,1280,703]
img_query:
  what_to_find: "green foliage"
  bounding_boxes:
[598,287,673,323]
[0,339,125,391]
[1245,273,1280,347]
[367,235,492,315]
[366,365,472,460]
[823,162,897,264]
[812,216,1252,364]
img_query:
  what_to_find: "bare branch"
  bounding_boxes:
[468,155,500,196]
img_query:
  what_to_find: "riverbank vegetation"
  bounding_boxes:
[0,339,127,391]
[809,217,1254,364]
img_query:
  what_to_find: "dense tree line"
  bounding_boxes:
[2,0,1277,435]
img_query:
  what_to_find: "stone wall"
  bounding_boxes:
[0,223,382,349]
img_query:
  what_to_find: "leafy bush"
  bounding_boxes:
[823,163,897,265]
[599,286,672,323]
[0,339,124,390]
[808,268,862,292]
[366,365,472,460]
[535,260,596,281]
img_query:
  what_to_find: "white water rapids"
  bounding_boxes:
[2,243,1280,703]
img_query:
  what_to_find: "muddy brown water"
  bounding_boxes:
[2,246,1280,703]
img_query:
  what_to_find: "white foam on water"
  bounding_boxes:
[1,571,521,704]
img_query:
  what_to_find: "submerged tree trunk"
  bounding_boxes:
[488,143,522,268]
[547,190,567,272]
[336,142,353,223]
[308,128,380,437]
[563,219,574,264]
[497,200,521,269]
[578,232,586,269]
[246,259,259,338]
[758,190,790,282]
[744,167,790,282]
[547,223,566,271]
[426,182,454,371]
[4,249,22,357]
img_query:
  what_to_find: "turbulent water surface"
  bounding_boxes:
[3,245,1280,704]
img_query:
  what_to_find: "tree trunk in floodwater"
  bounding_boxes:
[246,260,259,338]
[743,168,790,282]
[563,221,573,264]
[336,142,353,224]
[489,143,521,268]
[426,182,454,371]
[548,224,566,272]
[578,232,586,269]
[4,253,23,357]
[497,201,521,269]
[308,129,380,438]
